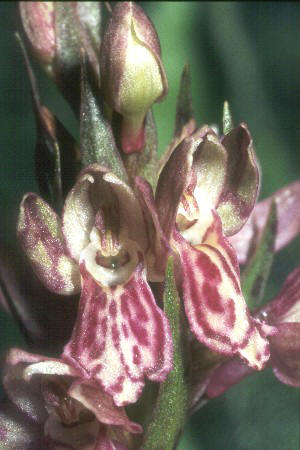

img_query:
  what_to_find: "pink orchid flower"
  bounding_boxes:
[17,164,173,407]
[152,123,271,370]
[0,348,142,449]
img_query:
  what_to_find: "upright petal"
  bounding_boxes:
[217,124,260,236]
[18,193,80,294]
[103,172,148,253]
[63,165,148,258]
[63,259,173,406]
[156,127,227,242]
[193,132,227,207]
[156,132,195,241]
[62,172,97,261]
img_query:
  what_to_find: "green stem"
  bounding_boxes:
[141,257,189,450]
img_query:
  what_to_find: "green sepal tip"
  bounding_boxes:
[223,100,234,135]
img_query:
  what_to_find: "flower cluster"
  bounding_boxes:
[1,2,300,449]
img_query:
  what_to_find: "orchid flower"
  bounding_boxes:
[204,266,300,399]
[0,348,142,449]
[154,124,271,370]
[2,2,299,448]
[17,164,173,407]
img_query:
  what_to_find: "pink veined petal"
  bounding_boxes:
[172,211,270,370]
[62,259,173,406]
[68,381,142,434]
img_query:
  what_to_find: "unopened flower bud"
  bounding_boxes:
[19,2,55,74]
[101,1,168,153]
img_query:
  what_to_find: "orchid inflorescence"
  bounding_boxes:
[1,2,300,449]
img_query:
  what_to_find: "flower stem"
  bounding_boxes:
[141,257,189,450]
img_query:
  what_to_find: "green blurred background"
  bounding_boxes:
[0,2,299,448]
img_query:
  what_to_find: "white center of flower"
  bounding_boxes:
[81,227,139,287]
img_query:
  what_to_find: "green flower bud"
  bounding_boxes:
[101,1,168,153]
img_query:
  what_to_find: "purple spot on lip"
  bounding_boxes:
[110,375,124,393]
[122,323,129,338]
[109,301,117,318]
[112,324,120,350]
[226,299,236,330]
